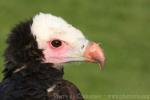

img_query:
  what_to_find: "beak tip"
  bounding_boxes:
[84,42,105,71]
[99,60,105,71]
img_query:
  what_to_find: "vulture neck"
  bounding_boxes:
[4,62,64,84]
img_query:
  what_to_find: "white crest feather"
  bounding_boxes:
[31,13,86,49]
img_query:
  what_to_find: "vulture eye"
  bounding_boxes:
[51,40,62,48]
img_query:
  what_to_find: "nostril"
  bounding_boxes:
[98,42,102,46]
[81,45,85,49]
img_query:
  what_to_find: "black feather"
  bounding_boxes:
[3,20,43,79]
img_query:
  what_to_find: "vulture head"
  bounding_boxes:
[31,13,105,69]
[4,13,105,75]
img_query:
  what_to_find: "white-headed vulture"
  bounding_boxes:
[0,13,105,100]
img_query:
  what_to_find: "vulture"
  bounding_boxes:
[0,13,105,100]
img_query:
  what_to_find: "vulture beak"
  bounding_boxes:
[83,42,105,70]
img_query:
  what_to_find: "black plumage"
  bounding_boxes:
[0,20,84,100]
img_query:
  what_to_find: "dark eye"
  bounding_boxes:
[51,40,62,48]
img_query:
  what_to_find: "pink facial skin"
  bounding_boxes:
[43,38,71,63]
[42,34,105,69]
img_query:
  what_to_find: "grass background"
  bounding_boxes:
[0,0,150,100]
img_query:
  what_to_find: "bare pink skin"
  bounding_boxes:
[43,36,105,69]
[43,39,71,63]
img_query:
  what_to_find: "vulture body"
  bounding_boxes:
[0,13,105,100]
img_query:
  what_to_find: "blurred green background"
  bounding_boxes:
[0,0,150,100]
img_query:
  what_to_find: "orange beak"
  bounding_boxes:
[83,42,105,70]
